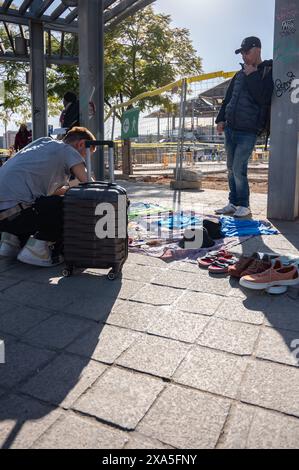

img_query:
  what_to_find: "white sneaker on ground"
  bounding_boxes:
[215,203,237,215]
[0,233,21,258]
[17,237,64,267]
[234,206,252,218]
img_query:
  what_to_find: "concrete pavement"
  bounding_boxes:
[0,182,298,449]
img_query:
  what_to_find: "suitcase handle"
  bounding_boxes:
[79,181,117,187]
[85,140,114,149]
[85,140,115,184]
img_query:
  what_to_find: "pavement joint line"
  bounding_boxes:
[215,401,235,449]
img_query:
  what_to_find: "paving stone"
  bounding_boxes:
[22,315,91,350]
[173,346,247,399]
[128,253,166,268]
[218,403,299,449]
[21,353,106,408]
[215,296,266,325]
[264,297,299,332]
[106,300,157,332]
[131,284,183,306]
[168,262,200,273]
[147,309,210,343]
[175,291,223,316]
[0,277,21,292]
[0,394,62,449]
[33,413,128,449]
[63,296,121,322]
[197,318,260,356]
[151,270,196,289]
[2,281,74,311]
[73,367,164,430]
[0,340,55,388]
[138,384,231,449]
[116,334,190,378]
[0,259,17,274]
[0,305,53,336]
[0,296,17,315]
[67,325,140,364]
[256,327,299,367]
[189,273,232,296]
[3,264,64,284]
[122,264,164,283]
[124,432,173,449]
[240,360,299,416]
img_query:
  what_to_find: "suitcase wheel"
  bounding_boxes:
[62,266,74,278]
[107,270,119,281]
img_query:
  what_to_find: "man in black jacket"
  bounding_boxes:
[215,37,273,217]
[60,91,80,130]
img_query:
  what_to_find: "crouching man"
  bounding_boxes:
[0,127,96,267]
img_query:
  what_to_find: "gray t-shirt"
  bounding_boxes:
[0,139,84,207]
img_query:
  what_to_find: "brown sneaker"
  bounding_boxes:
[240,264,299,290]
[228,256,256,278]
[240,258,273,277]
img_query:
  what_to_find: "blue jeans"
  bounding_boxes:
[225,127,257,208]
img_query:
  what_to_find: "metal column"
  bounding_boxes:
[78,0,105,180]
[268,0,299,220]
[29,20,47,139]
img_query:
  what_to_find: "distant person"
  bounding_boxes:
[215,37,273,217]
[60,91,80,131]
[14,124,32,152]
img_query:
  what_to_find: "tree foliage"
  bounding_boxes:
[0,6,202,124]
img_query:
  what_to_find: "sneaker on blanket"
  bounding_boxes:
[17,237,64,267]
[234,206,252,218]
[0,233,21,258]
[215,203,237,215]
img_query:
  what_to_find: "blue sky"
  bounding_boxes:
[153,0,275,73]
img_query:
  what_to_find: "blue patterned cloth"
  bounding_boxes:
[220,216,278,238]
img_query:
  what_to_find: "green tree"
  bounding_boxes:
[0,6,202,123]
[105,6,202,120]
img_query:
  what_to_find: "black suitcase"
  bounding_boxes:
[62,140,128,280]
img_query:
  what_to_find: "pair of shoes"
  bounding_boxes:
[208,257,236,274]
[215,203,251,218]
[0,233,21,258]
[198,250,234,269]
[228,253,272,278]
[234,206,252,218]
[17,237,64,267]
[240,262,299,290]
[215,203,236,215]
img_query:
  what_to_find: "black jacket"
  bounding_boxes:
[216,60,273,134]
[63,100,80,129]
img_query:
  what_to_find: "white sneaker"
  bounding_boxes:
[17,237,64,267]
[234,206,252,218]
[215,203,237,215]
[0,233,21,258]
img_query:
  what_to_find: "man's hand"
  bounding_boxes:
[217,122,225,134]
[244,64,258,76]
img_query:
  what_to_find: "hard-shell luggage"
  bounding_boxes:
[62,140,128,280]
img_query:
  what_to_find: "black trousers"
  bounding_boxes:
[0,196,63,251]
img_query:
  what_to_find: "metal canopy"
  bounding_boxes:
[0,0,155,31]
[0,0,156,64]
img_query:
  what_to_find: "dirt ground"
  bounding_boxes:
[139,176,269,194]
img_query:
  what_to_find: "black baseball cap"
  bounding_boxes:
[235,36,262,54]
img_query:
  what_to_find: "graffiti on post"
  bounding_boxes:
[280,18,296,36]
[275,71,296,97]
